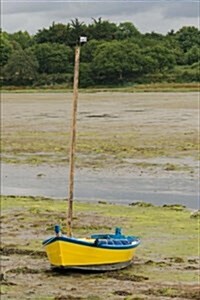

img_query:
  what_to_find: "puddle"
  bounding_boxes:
[1,164,199,209]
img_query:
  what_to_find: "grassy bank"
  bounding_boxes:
[1,82,199,93]
[1,196,199,299]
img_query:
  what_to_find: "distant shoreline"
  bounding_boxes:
[1,82,199,93]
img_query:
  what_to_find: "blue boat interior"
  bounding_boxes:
[91,227,139,246]
[43,226,140,249]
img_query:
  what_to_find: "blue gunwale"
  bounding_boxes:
[43,236,140,250]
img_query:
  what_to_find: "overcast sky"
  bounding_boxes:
[1,0,199,35]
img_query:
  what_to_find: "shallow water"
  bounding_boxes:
[1,164,199,209]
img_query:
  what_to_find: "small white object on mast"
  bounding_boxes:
[80,36,87,44]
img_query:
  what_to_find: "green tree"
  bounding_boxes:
[185,45,199,65]
[81,39,101,62]
[163,36,185,65]
[69,18,87,45]
[0,32,13,67]
[175,26,200,52]
[87,18,118,41]
[34,20,87,46]
[145,31,165,41]
[41,22,69,44]
[8,31,33,49]
[34,27,51,44]
[142,45,176,72]
[32,43,72,74]
[2,21,199,87]
[91,40,142,84]
[116,22,140,39]
[3,49,39,85]
[79,63,94,87]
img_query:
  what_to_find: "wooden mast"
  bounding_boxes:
[67,45,81,237]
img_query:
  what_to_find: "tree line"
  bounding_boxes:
[0,18,199,87]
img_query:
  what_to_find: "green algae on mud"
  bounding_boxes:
[1,196,199,299]
[1,196,199,266]
[1,92,199,167]
[1,129,198,166]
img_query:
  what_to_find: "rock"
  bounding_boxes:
[129,201,154,207]
[0,272,6,281]
[190,210,200,218]
[162,204,186,211]
[169,257,184,263]
[98,200,107,205]
[37,173,46,178]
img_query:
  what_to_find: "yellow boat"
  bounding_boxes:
[43,40,140,271]
[43,227,140,270]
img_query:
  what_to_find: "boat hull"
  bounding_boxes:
[51,260,133,271]
[44,237,139,269]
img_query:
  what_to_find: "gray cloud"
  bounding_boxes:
[1,0,199,34]
[2,0,156,15]
[163,1,199,18]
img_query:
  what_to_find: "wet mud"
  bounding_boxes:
[1,196,199,299]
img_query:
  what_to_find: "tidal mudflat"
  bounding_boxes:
[1,92,199,207]
[1,92,198,166]
[1,92,199,299]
